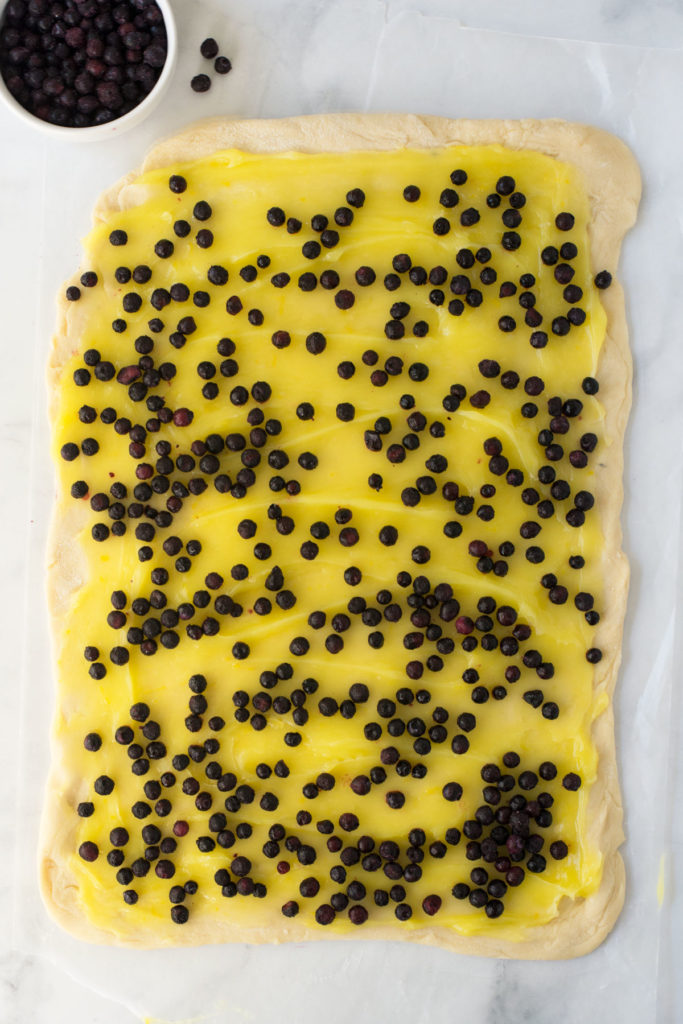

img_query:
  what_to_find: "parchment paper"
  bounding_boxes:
[12,4,683,1022]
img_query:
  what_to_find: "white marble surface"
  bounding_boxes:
[1,1,683,1022]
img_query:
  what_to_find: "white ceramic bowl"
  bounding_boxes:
[0,0,177,141]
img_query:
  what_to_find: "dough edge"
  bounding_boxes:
[41,113,640,960]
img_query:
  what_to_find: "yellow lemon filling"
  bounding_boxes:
[52,143,610,940]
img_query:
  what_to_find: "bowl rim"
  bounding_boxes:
[0,0,177,140]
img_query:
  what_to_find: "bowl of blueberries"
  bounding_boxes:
[0,0,177,139]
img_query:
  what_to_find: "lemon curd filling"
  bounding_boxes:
[52,143,611,941]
